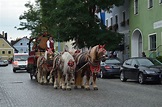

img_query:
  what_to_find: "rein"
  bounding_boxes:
[75,45,106,73]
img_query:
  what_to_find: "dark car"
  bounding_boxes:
[120,57,162,84]
[100,58,122,78]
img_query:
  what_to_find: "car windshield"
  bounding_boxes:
[14,55,28,61]
[137,58,162,66]
[105,59,121,64]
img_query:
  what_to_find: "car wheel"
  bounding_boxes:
[100,70,105,79]
[13,69,16,73]
[138,73,145,84]
[120,71,127,82]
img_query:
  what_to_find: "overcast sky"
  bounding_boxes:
[0,0,35,42]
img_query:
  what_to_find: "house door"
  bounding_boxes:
[131,29,143,57]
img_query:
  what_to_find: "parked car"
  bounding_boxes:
[99,57,123,78]
[120,57,162,84]
[12,53,29,73]
[0,59,8,66]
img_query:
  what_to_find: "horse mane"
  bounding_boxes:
[89,45,99,62]
[89,45,106,63]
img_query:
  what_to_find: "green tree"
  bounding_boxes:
[46,0,124,50]
[18,1,43,37]
[19,0,124,50]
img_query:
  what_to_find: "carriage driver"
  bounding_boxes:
[45,36,54,59]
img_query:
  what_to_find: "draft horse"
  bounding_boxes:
[49,53,64,88]
[74,44,106,90]
[36,49,54,84]
[59,52,76,90]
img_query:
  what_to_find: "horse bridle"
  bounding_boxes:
[88,47,105,67]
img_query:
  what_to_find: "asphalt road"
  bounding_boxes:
[0,64,162,107]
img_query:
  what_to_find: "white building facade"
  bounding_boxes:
[13,37,33,53]
[104,0,130,61]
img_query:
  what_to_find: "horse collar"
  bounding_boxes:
[88,59,100,67]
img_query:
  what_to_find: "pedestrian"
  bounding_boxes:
[142,52,146,57]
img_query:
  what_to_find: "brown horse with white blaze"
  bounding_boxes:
[74,44,106,90]
[36,49,54,84]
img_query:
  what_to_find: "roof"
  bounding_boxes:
[0,34,18,52]
[11,36,30,46]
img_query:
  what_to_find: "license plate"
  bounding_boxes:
[20,68,25,69]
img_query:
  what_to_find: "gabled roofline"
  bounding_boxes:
[11,36,30,46]
[0,34,18,52]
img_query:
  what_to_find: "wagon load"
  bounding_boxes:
[37,36,48,50]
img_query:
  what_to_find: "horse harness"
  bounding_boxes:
[75,51,101,73]
[51,54,63,71]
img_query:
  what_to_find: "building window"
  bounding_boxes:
[110,17,113,26]
[115,15,118,24]
[2,44,5,47]
[2,51,5,54]
[148,0,153,9]
[160,0,162,4]
[8,51,11,54]
[122,12,125,22]
[150,34,156,51]
[20,43,23,45]
[120,12,126,26]
[106,19,108,26]
[134,0,138,14]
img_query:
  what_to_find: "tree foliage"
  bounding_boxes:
[18,0,125,50]
[18,1,46,37]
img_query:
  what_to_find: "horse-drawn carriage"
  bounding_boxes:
[27,34,107,90]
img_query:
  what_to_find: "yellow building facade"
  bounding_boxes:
[0,35,15,60]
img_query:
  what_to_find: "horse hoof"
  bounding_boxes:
[54,87,58,89]
[81,86,84,89]
[94,87,98,90]
[74,86,78,89]
[67,88,71,91]
[85,88,90,90]
[62,88,66,91]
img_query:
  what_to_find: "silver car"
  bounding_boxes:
[0,60,8,66]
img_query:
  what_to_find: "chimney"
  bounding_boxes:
[5,33,7,40]
[2,31,4,37]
